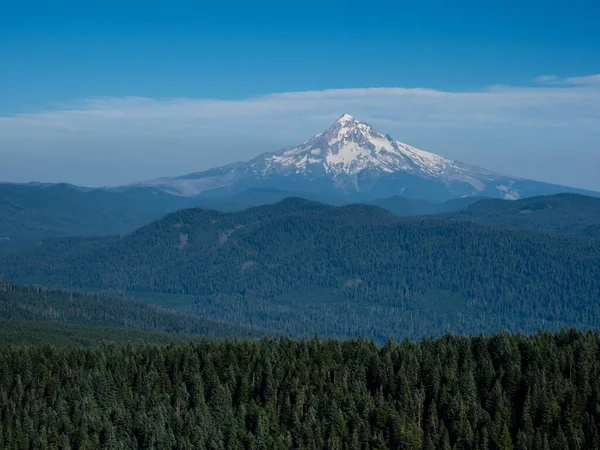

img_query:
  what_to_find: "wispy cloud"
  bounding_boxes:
[533,75,559,84]
[3,77,600,132]
[563,74,600,86]
[534,73,600,86]
[1,75,599,189]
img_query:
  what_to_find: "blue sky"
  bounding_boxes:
[1,0,600,189]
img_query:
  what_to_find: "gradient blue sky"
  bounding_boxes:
[1,0,600,189]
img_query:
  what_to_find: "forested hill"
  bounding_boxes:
[369,195,482,216]
[443,193,600,237]
[0,183,341,257]
[3,198,600,340]
[0,182,204,257]
[2,331,600,449]
[3,181,598,264]
[0,283,264,340]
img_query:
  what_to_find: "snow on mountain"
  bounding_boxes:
[137,115,593,202]
[256,114,490,182]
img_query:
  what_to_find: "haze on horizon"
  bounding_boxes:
[1,0,599,191]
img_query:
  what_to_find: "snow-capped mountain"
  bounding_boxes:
[139,114,595,202]
[259,113,496,185]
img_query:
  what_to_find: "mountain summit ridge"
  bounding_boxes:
[257,113,488,180]
[138,115,596,201]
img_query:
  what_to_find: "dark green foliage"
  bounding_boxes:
[2,331,600,449]
[0,283,264,340]
[0,318,208,347]
[444,193,600,237]
[3,199,600,341]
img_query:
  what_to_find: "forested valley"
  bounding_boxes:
[3,197,600,340]
[1,194,600,448]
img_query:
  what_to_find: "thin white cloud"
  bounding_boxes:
[533,75,559,84]
[534,73,600,86]
[2,77,599,131]
[563,74,600,86]
[0,75,599,188]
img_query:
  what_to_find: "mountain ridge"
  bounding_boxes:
[441,192,600,238]
[137,114,599,201]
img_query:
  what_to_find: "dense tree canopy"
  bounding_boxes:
[2,331,600,449]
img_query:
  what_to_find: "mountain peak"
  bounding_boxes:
[323,114,375,145]
[330,113,368,130]
[138,115,545,201]
[247,113,462,180]
[336,113,355,123]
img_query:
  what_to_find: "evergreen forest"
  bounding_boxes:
[2,331,600,449]
[1,194,600,448]
[3,198,600,340]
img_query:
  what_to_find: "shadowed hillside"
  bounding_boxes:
[0,282,264,342]
[444,193,600,237]
[0,183,205,256]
